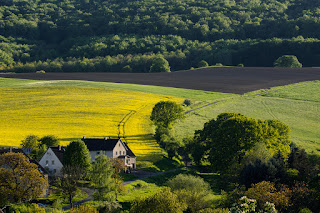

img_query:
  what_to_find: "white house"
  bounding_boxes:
[39,146,65,176]
[82,137,136,170]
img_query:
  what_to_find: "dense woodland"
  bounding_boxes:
[1,0,320,72]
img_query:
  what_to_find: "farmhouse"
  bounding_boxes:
[39,145,65,176]
[82,136,136,170]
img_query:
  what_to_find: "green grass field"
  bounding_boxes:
[175,80,320,155]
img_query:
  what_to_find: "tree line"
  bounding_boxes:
[1,0,320,72]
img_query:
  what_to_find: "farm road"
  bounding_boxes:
[1,67,319,94]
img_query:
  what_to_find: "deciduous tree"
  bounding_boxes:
[0,153,48,205]
[150,101,184,129]
[149,56,171,72]
[63,140,91,172]
[273,55,302,67]
[89,155,115,201]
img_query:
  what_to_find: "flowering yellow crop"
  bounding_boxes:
[0,86,182,161]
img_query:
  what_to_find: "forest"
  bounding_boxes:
[1,0,320,72]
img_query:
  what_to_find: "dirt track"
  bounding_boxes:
[1,67,319,94]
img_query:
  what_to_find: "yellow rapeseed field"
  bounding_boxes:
[0,84,183,160]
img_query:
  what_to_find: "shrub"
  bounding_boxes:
[166,174,212,212]
[299,208,313,213]
[273,55,302,68]
[70,205,98,213]
[237,63,244,67]
[36,70,46,73]
[198,60,209,68]
[215,63,223,66]
[130,187,186,213]
[183,99,192,106]
[122,65,132,72]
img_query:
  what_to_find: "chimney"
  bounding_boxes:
[58,145,61,151]
[9,147,12,152]
[82,135,86,140]
[104,137,107,140]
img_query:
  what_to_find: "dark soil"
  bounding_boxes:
[1,67,319,94]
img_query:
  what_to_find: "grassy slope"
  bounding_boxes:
[175,80,320,155]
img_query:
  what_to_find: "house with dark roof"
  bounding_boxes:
[82,136,136,170]
[0,147,49,178]
[39,145,65,176]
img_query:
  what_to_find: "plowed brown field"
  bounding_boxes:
[1,67,319,94]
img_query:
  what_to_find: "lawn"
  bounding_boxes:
[175,81,320,155]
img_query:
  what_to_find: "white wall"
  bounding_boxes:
[113,141,127,157]
[39,148,63,176]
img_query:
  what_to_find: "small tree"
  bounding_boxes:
[166,174,212,212]
[63,140,92,173]
[21,134,40,151]
[58,165,84,206]
[39,135,59,147]
[149,56,171,72]
[150,101,185,129]
[89,155,115,201]
[198,60,209,68]
[274,55,302,68]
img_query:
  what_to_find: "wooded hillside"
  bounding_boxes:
[1,0,320,72]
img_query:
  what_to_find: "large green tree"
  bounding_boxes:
[63,140,91,172]
[149,56,171,72]
[150,101,185,129]
[189,113,291,172]
[0,153,48,205]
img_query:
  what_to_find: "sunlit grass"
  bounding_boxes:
[0,84,183,161]
[175,81,320,155]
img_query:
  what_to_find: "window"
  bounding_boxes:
[123,151,126,155]
[46,160,48,165]
[119,151,121,155]
[116,151,117,155]
[52,160,54,165]
[126,159,129,164]
[53,169,56,174]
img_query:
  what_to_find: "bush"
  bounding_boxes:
[273,55,302,68]
[299,208,313,213]
[10,203,46,213]
[36,70,46,73]
[70,205,98,213]
[122,65,132,72]
[130,187,186,213]
[215,63,223,66]
[237,63,244,67]
[198,60,209,68]
[183,99,192,106]
[166,174,212,212]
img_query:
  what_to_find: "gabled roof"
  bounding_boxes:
[82,137,136,158]
[122,141,136,157]
[49,146,65,164]
[82,138,119,151]
[0,148,49,175]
